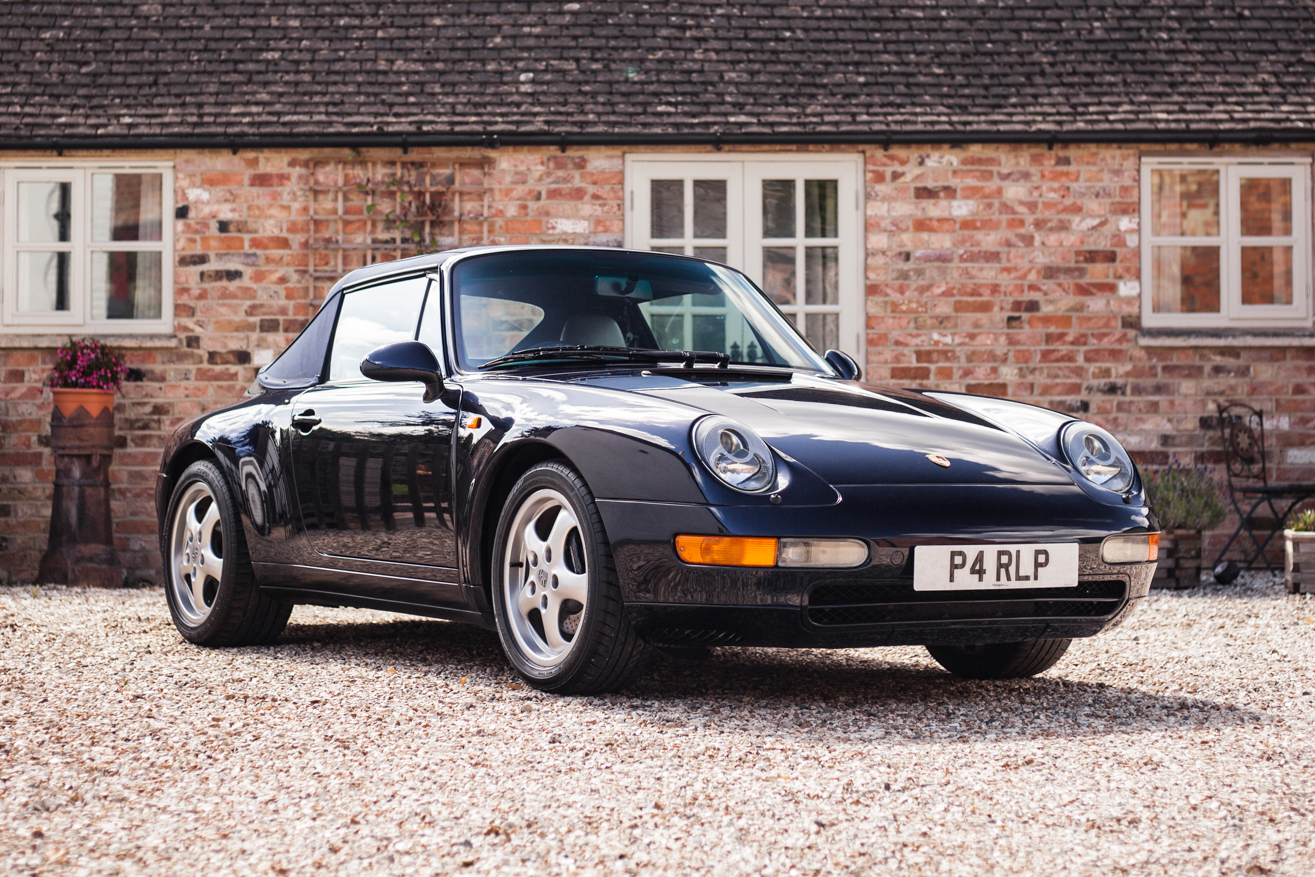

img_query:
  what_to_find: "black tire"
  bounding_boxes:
[490,461,652,694]
[161,460,292,646]
[925,638,1071,679]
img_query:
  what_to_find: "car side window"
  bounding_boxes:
[326,275,429,382]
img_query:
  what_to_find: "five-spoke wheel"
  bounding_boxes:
[503,487,590,668]
[162,460,292,646]
[169,481,225,625]
[491,461,652,693]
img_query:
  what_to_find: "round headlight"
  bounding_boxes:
[692,416,776,493]
[1061,422,1136,493]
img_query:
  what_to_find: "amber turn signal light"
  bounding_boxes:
[1101,533,1159,564]
[674,535,778,567]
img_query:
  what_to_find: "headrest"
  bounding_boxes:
[560,314,625,348]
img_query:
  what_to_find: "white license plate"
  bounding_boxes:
[913,543,1079,591]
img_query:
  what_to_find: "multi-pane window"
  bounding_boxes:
[626,156,863,361]
[2,163,174,334]
[1141,159,1311,329]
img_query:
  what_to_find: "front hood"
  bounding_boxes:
[607,375,1074,487]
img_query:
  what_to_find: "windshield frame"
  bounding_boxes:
[443,248,835,376]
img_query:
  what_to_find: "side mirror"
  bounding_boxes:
[824,349,862,382]
[361,341,444,402]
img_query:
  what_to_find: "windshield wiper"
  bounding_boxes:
[480,345,731,371]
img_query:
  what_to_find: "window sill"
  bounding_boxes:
[0,333,180,349]
[1137,330,1315,347]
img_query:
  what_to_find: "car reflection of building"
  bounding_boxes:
[292,414,456,568]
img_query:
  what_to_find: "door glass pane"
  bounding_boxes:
[650,180,684,239]
[17,181,72,243]
[762,180,795,238]
[805,313,839,352]
[1241,246,1294,306]
[640,294,781,366]
[91,251,162,319]
[650,313,685,349]
[762,247,796,305]
[651,246,685,255]
[692,314,725,352]
[804,247,839,305]
[804,180,838,238]
[1150,169,1219,237]
[693,246,727,262]
[91,173,163,242]
[1239,178,1292,237]
[1151,246,1220,313]
[328,276,429,381]
[692,180,726,238]
[16,251,70,312]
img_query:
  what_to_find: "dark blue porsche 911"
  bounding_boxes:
[157,246,1159,693]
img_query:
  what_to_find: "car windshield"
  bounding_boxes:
[451,250,831,372]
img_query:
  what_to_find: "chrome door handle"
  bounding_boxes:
[292,410,321,431]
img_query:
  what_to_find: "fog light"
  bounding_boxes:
[1102,533,1159,564]
[675,535,777,567]
[777,539,869,568]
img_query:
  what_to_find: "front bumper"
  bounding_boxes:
[598,491,1154,649]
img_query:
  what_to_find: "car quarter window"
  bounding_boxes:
[258,292,341,388]
[327,275,429,382]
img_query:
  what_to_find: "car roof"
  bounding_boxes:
[327,245,726,298]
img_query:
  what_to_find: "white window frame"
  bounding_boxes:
[625,153,865,363]
[1,160,175,335]
[1140,156,1312,330]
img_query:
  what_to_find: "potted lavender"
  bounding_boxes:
[1144,465,1227,589]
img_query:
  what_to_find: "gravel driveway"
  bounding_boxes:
[1,574,1312,876]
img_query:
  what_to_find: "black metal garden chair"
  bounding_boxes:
[1212,402,1315,581]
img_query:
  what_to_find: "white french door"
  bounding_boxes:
[626,155,864,362]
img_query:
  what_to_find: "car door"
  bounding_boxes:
[288,273,460,571]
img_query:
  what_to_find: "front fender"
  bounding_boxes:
[155,390,302,559]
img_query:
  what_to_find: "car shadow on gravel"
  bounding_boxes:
[272,617,1266,741]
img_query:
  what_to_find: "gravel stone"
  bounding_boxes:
[1,572,1312,876]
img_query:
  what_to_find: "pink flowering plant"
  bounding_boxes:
[47,337,129,392]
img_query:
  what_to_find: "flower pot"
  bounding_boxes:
[37,388,122,587]
[1151,529,1202,590]
[1285,530,1315,595]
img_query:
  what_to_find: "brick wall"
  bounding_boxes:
[863,143,1315,559]
[0,143,1311,583]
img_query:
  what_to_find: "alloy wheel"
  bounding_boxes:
[501,487,589,669]
[170,481,225,626]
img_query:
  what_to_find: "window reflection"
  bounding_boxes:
[328,277,428,381]
[1152,246,1220,313]
[650,180,684,239]
[1151,169,1219,237]
[92,251,162,319]
[92,173,163,242]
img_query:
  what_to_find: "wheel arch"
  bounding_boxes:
[157,441,221,529]
[468,440,573,597]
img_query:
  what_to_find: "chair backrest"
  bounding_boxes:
[560,313,625,347]
[1217,402,1269,487]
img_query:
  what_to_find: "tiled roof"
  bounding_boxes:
[3,1,1315,141]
